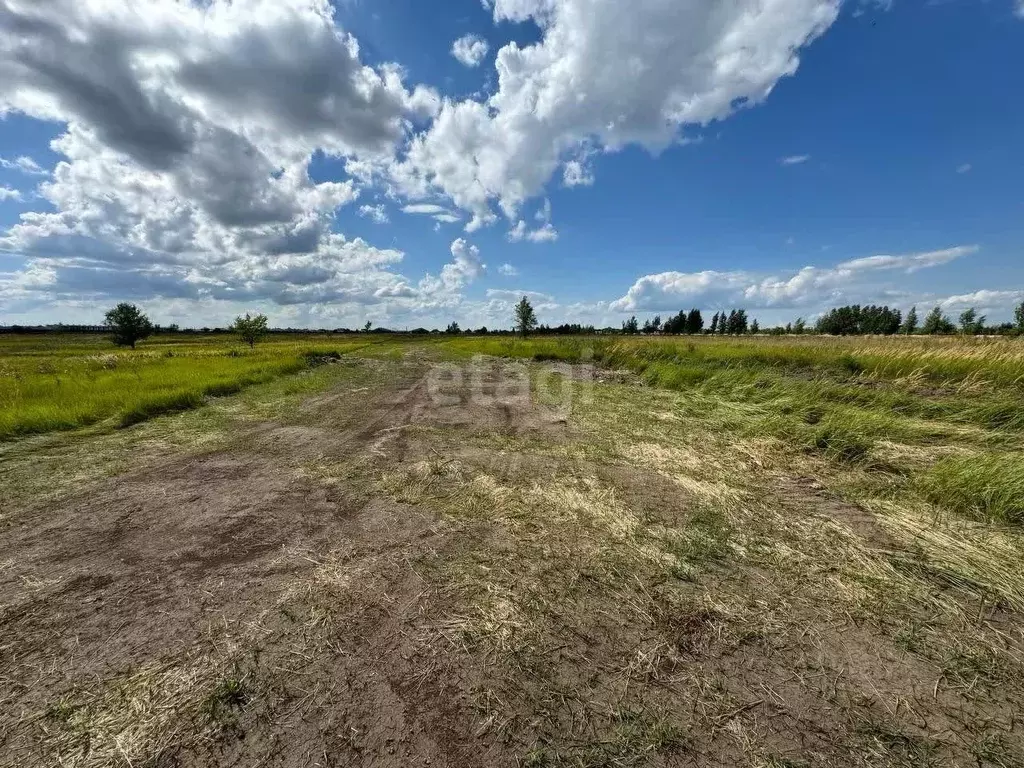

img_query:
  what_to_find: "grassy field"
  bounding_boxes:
[2,332,1024,766]
[0,333,378,440]
[441,334,1024,525]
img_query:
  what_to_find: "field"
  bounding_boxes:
[2,332,1024,767]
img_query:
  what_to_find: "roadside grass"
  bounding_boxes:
[0,334,393,440]
[0,349,413,517]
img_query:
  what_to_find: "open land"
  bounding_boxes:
[2,333,1024,767]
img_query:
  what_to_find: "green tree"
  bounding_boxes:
[1015,302,1024,336]
[750,319,760,334]
[104,303,153,349]
[363,321,372,333]
[685,308,703,335]
[231,313,269,348]
[958,307,985,335]
[445,321,461,334]
[922,305,954,335]
[622,316,639,334]
[514,296,538,337]
[793,317,806,335]
[709,312,720,334]
[902,305,918,335]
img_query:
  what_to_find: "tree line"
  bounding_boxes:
[15,298,1024,348]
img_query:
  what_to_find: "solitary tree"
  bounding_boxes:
[104,303,153,349]
[1015,302,1024,336]
[902,305,918,335]
[514,296,538,337]
[793,317,806,335]
[231,312,269,349]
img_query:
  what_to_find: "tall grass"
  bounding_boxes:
[0,334,372,439]
[918,454,1024,525]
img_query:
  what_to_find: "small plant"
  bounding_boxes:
[202,672,250,725]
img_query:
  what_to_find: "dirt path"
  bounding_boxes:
[0,361,512,767]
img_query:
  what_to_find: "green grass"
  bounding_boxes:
[0,333,384,439]
[918,453,1024,524]
[439,333,1024,527]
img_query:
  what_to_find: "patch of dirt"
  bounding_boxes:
[0,362,517,767]
[779,475,900,551]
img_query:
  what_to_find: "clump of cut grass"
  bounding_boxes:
[917,453,1024,525]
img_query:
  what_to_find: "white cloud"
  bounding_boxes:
[1016,0,1024,19]
[486,289,553,301]
[0,156,47,176]
[836,245,977,273]
[393,0,840,226]
[939,290,1024,311]
[451,34,490,68]
[508,198,558,242]
[0,186,23,202]
[956,163,972,174]
[780,154,811,165]
[358,204,389,224]
[439,238,485,290]
[401,202,462,225]
[0,0,461,321]
[508,220,558,243]
[611,245,979,312]
[562,159,594,187]
[498,263,519,277]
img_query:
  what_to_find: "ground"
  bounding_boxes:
[1,344,1022,767]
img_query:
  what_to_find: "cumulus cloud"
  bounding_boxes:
[440,238,485,289]
[498,263,519,277]
[451,34,490,67]
[0,156,47,176]
[392,0,839,225]
[358,204,389,223]
[0,186,22,202]
[0,0,460,321]
[780,154,811,165]
[611,245,979,312]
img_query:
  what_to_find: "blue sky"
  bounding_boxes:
[1,0,1021,329]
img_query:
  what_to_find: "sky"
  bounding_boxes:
[0,0,1022,330]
